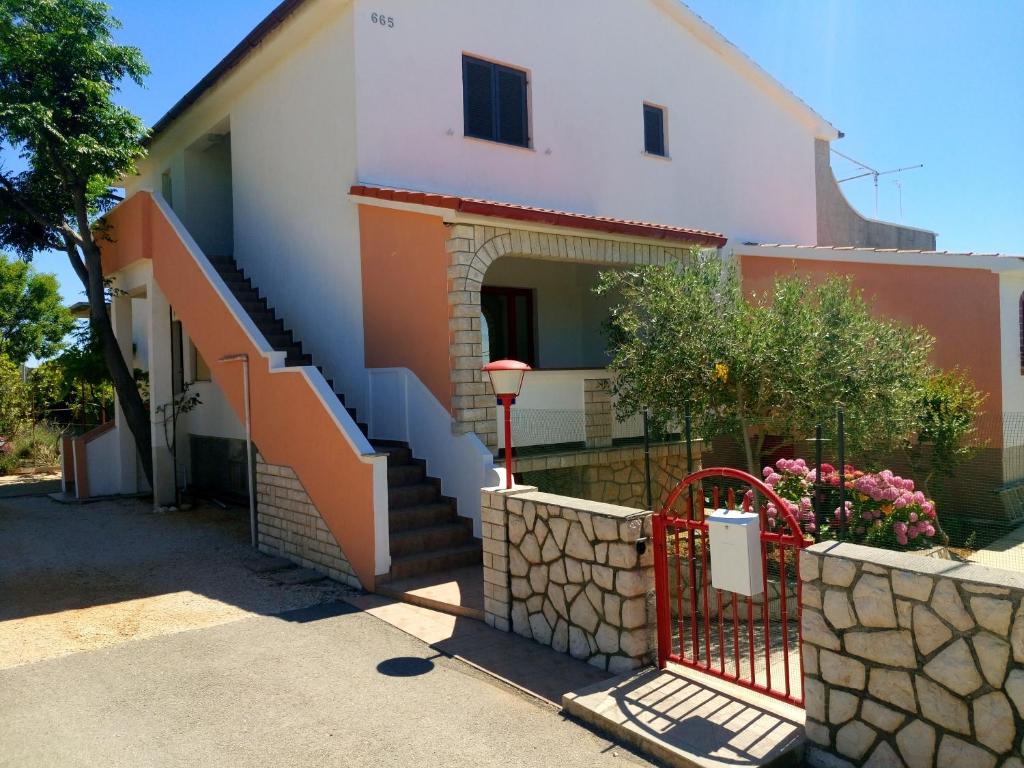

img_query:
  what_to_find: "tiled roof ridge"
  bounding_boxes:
[350,184,727,247]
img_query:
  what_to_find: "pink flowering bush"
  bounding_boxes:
[749,458,940,551]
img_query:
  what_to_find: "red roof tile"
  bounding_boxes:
[349,184,726,248]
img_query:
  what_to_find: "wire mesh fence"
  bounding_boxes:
[508,405,1024,575]
[509,408,586,451]
[702,412,1024,574]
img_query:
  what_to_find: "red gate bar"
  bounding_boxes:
[654,467,810,708]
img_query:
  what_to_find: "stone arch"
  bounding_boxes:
[446,223,698,449]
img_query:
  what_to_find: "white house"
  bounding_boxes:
[76,0,1018,597]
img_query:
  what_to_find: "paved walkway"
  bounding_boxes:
[969,524,1024,572]
[565,666,804,768]
[0,495,655,766]
[345,591,609,705]
[0,601,652,768]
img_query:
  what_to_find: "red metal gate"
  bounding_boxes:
[653,467,810,707]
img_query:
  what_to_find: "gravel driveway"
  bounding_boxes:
[0,496,345,669]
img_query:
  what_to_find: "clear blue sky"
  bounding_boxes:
[30,0,1024,308]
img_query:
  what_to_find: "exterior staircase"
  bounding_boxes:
[207,256,481,581]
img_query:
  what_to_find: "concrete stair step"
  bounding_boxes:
[389,522,474,558]
[372,442,412,465]
[387,543,482,581]
[264,331,296,349]
[387,462,427,486]
[389,482,442,508]
[388,502,460,532]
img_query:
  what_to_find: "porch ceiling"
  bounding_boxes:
[349,184,727,248]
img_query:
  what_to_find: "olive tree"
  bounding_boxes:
[0,0,152,483]
[597,252,936,475]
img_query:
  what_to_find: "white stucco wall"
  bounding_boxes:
[128,1,367,416]
[230,8,366,412]
[126,0,832,434]
[352,0,823,245]
[183,137,234,258]
[85,428,120,497]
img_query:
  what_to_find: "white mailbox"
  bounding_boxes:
[706,509,763,597]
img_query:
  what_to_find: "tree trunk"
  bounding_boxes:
[79,237,154,488]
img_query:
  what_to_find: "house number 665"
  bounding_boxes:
[371,13,394,28]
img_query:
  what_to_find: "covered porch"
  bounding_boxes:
[446,218,724,455]
[480,256,643,452]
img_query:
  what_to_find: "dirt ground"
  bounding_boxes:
[0,495,347,669]
[0,468,61,498]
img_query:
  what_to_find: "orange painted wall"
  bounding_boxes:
[739,255,1003,415]
[99,192,153,273]
[359,205,453,410]
[105,194,380,588]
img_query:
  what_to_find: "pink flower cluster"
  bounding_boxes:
[849,470,937,546]
[757,459,817,534]
[754,458,939,550]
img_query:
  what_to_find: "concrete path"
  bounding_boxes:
[0,469,61,499]
[0,599,652,767]
[0,495,656,767]
[969,523,1024,572]
[564,666,804,768]
[345,591,610,706]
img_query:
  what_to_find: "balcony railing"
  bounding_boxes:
[496,369,648,452]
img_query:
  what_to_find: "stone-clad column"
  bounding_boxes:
[583,378,613,449]
[482,486,656,674]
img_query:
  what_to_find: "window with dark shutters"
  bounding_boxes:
[643,103,666,157]
[463,55,529,147]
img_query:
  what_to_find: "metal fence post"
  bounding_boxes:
[813,424,823,542]
[837,407,846,538]
[643,407,654,511]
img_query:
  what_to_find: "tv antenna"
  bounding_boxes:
[831,148,923,217]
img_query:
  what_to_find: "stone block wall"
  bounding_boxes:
[481,486,655,674]
[583,378,613,448]
[801,541,1024,768]
[255,454,360,588]
[517,441,699,511]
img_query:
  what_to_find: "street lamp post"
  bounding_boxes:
[482,359,531,490]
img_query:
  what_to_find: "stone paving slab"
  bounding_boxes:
[563,665,805,768]
[376,566,485,620]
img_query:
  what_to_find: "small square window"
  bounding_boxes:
[463,55,529,148]
[643,103,667,157]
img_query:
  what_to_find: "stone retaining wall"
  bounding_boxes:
[481,486,655,674]
[256,454,360,588]
[517,441,699,510]
[801,541,1024,768]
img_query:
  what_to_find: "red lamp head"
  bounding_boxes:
[482,359,531,398]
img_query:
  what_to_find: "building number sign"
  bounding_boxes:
[370,13,395,28]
